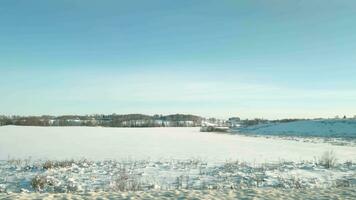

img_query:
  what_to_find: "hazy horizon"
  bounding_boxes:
[0,111,353,121]
[1,0,356,119]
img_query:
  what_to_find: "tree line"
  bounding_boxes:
[0,114,203,127]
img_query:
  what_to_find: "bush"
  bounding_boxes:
[43,160,76,169]
[0,184,6,193]
[31,176,48,192]
[318,150,337,168]
[31,175,77,193]
[109,166,142,192]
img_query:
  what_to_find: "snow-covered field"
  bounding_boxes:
[1,126,355,163]
[0,126,355,198]
[2,188,356,200]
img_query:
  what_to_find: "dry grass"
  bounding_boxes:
[110,169,142,192]
[318,150,338,168]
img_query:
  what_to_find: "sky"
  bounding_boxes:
[0,0,356,119]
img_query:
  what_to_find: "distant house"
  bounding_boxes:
[154,119,171,127]
[178,120,194,127]
[201,121,218,127]
[200,120,229,132]
[227,117,241,128]
[49,119,59,126]
[67,119,82,126]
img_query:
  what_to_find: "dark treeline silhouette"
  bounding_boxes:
[1,115,329,128]
[0,114,203,127]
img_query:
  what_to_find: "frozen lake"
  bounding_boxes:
[0,126,355,163]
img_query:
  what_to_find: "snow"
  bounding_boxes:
[0,126,355,194]
[1,158,355,193]
[2,187,356,199]
[0,126,355,163]
[237,119,356,138]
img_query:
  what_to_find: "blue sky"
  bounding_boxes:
[1,0,356,119]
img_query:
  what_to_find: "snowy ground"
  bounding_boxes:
[0,126,355,198]
[1,126,355,163]
[1,158,355,193]
[2,188,356,200]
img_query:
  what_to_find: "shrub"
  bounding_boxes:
[110,170,142,192]
[31,176,48,192]
[318,150,337,168]
[43,160,75,169]
[0,184,6,193]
